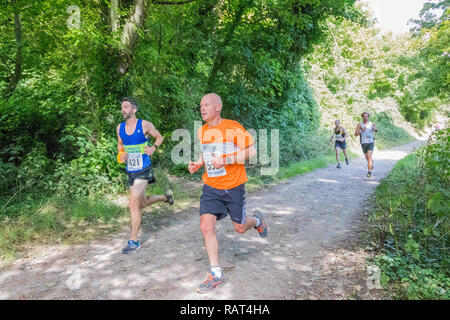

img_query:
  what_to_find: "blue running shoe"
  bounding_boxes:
[196,272,224,294]
[252,210,269,238]
[122,240,140,254]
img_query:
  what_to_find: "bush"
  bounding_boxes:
[370,111,414,148]
[369,128,449,299]
[0,160,17,196]
[51,126,125,197]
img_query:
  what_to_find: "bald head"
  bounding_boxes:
[202,93,222,110]
[200,93,223,123]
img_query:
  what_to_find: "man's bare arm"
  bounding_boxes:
[354,123,361,137]
[143,120,163,156]
[144,120,164,146]
[372,123,378,132]
[211,144,256,168]
[117,125,127,163]
[343,127,349,139]
[188,154,204,174]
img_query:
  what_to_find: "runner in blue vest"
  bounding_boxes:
[354,111,378,178]
[117,98,174,254]
[330,120,349,168]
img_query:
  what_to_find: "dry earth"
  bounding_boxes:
[0,140,423,300]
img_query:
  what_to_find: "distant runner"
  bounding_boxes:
[117,98,174,254]
[354,111,378,178]
[188,93,269,294]
[330,120,349,168]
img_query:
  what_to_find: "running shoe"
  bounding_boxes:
[196,272,224,294]
[122,240,140,254]
[367,172,372,178]
[337,163,342,169]
[252,210,269,238]
[165,190,174,205]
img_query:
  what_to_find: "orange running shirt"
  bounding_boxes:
[198,119,254,190]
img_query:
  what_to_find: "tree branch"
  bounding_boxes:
[118,0,147,75]
[116,0,198,77]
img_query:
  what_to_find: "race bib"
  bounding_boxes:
[335,133,343,141]
[123,142,148,171]
[202,144,227,178]
[127,153,143,171]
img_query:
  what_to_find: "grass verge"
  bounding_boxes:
[366,134,449,299]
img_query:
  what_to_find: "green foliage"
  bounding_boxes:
[51,126,125,197]
[396,1,450,128]
[368,75,394,99]
[0,0,360,201]
[0,193,123,260]
[373,252,449,299]
[369,128,449,299]
[0,160,17,196]
[126,0,359,168]
[307,1,448,131]
[370,112,415,149]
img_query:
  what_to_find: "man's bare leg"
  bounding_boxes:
[366,150,373,172]
[140,195,167,209]
[129,179,148,242]
[232,216,257,234]
[200,214,219,267]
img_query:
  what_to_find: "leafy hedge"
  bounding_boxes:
[369,128,449,299]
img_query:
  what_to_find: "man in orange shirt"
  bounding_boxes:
[188,93,269,294]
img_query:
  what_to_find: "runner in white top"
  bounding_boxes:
[354,111,378,178]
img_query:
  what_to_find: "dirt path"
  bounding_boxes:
[0,141,423,300]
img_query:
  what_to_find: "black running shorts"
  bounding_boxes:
[361,143,374,154]
[127,165,156,187]
[200,183,247,225]
[335,140,347,149]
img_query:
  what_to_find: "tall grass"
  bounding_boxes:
[368,128,449,299]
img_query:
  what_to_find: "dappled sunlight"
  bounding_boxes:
[92,251,116,262]
[255,204,299,216]
[0,140,422,300]
[375,150,409,160]
[181,282,235,300]
[45,265,66,274]
[270,255,287,263]
[308,246,375,299]
[0,290,9,299]
[110,288,134,299]
[317,178,339,184]
[163,252,177,259]
[271,220,285,226]
[0,270,20,286]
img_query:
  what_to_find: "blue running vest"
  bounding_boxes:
[119,119,151,172]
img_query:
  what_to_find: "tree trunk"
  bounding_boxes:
[3,0,22,99]
[116,0,200,77]
[117,0,147,75]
